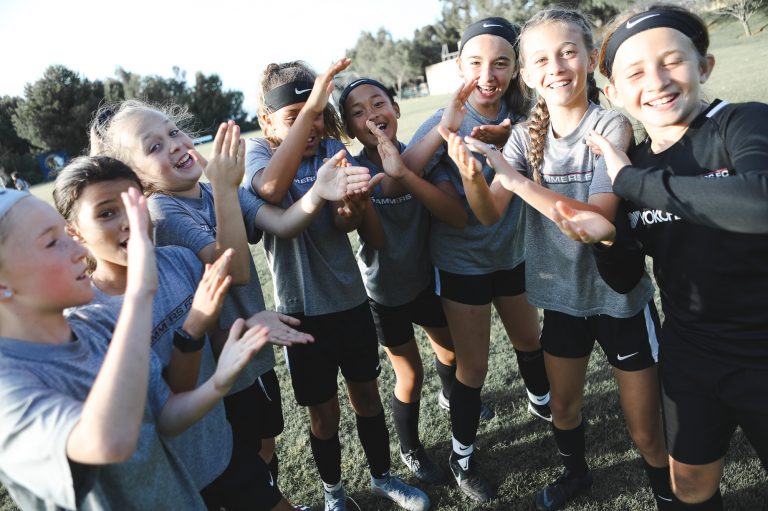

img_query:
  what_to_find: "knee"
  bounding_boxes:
[394,364,424,399]
[349,383,384,417]
[456,361,488,387]
[548,397,580,425]
[629,426,662,456]
[670,463,721,503]
[309,406,340,439]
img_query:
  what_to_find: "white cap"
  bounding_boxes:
[0,189,30,220]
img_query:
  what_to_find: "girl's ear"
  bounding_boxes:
[456,57,465,80]
[65,223,85,245]
[699,54,716,84]
[587,48,598,74]
[604,82,623,108]
[259,112,273,135]
[393,102,401,119]
[520,66,535,90]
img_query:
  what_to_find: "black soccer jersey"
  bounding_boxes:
[594,100,768,365]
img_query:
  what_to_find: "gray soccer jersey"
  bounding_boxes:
[68,246,232,490]
[0,316,205,510]
[502,103,653,317]
[148,183,275,393]
[410,102,525,274]
[354,143,432,306]
[244,138,367,315]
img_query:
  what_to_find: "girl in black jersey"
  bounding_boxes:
[552,5,768,510]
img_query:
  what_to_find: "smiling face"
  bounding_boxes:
[262,102,325,157]
[520,21,596,112]
[68,179,143,272]
[606,27,713,141]
[0,197,92,312]
[458,34,518,117]
[117,110,201,195]
[342,84,400,149]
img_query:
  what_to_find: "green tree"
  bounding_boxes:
[12,65,104,155]
[348,29,422,97]
[188,72,248,133]
[0,96,40,184]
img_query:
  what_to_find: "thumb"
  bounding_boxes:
[367,172,386,189]
[227,318,246,343]
[554,200,577,219]
[189,149,208,169]
[500,118,512,129]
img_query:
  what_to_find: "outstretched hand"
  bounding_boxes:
[202,120,245,190]
[316,150,383,201]
[437,125,484,182]
[213,319,270,393]
[245,310,314,347]
[585,130,631,183]
[337,189,371,218]
[470,118,512,148]
[185,249,234,339]
[439,79,477,133]
[550,201,616,245]
[366,120,408,180]
[306,58,352,115]
[122,187,157,295]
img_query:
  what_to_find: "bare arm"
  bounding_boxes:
[66,188,157,464]
[252,58,352,203]
[401,80,477,175]
[195,121,251,285]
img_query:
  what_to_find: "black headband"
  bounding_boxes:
[459,17,519,54]
[264,80,315,112]
[604,10,706,78]
[338,78,394,119]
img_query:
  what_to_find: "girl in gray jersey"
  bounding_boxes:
[440,9,672,511]
[245,60,429,511]
[0,188,269,510]
[402,18,551,503]
[88,100,371,511]
[339,78,468,486]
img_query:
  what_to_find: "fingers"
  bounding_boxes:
[212,122,227,155]
[367,172,386,189]
[437,125,454,143]
[228,123,241,159]
[227,317,246,342]
[455,78,478,105]
[277,313,301,326]
[553,200,577,220]
[463,135,493,156]
[121,187,149,235]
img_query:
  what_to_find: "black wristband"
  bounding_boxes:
[173,328,205,353]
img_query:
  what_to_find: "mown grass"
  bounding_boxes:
[9,14,768,511]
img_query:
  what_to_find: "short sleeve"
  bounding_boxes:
[590,112,633,197]
[0,370,89,508]
[238,187,265,244]
[244,138,275,194]
[148,196,215,255]
[502,124,531,176]
[409,110,447,175]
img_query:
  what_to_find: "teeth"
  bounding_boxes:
[648,95,674,107]
[549,80,570,89]
[376,123,386,129]
[175,154,190,168]
[478,85,496,92]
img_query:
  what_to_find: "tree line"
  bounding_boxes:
[1,65,254,185]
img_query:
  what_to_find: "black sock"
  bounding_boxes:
[642,458,674,510]
[552,421,589,476]
[450,379,482,448]
[355,411,391,479]
[515,348,550,399]
[392,394,421,453]
[267,452,279,486]
[435,358,456,399]
[309,429,341,485]
[677,489,722,510]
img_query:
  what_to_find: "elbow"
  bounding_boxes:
[95,433,139,463]
[257,185,284,205]
[477,213,500,227]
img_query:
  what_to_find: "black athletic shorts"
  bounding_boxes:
[285,301,381,406]
[201,370,285,510]
[660,329,768,466]
[540,302,660,372]
[434,263,526,306]
[369,285,448,348]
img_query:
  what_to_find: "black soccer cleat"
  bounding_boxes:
[449,452,496,502]
[534,469,593,510]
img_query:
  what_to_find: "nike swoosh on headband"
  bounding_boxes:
[626,13,661,29]
[483,22,503,28]
[295,88,312,95]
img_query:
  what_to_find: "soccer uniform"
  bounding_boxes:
[410,102,527,304]
[503,103,658,369]
[0,315,205,511]
[244,137,379,406]
[67,246,231,491]
[592,100,768,465]
[354,144,447,347]
[148,184,284,509]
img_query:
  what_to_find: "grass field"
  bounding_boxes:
[5,14,767,511]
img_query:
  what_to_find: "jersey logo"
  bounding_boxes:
[542,170,593,184]
[702,168,730,179]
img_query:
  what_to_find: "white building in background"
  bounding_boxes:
[425,43,463,95]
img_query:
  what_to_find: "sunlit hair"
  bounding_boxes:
[257,61,346,145]
[599,3,710,80]
[88,99,195,194]
[519,8,600,184]
[53,155,143,273]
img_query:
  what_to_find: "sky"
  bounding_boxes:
[0,0,444,115]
